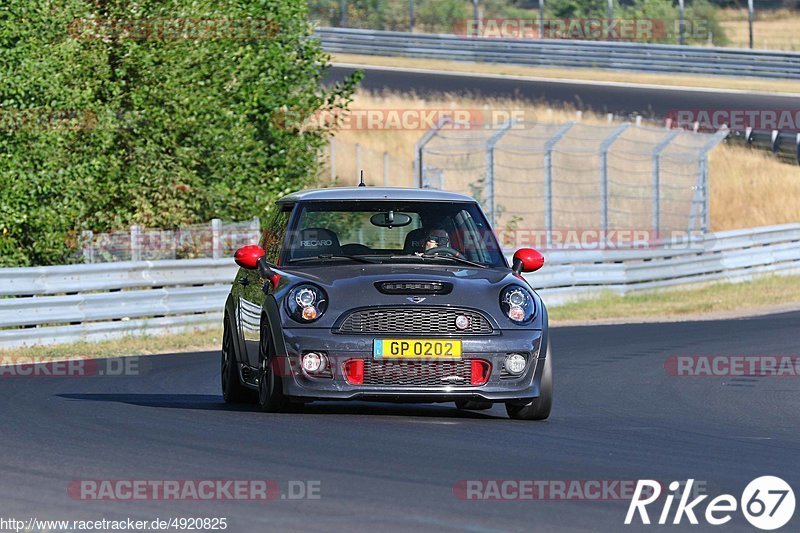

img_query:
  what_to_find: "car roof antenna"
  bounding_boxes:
[358,170,366,187]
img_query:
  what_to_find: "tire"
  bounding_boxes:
[505,347,553,421]
[257,323,291,413]
[221,318,256,404]
[455,399,493,411]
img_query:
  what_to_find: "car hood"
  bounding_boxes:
[274,262,540,329]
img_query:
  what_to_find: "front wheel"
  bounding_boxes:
[221,319,256,404]
[257,327,291,412]
[505,347,552,421]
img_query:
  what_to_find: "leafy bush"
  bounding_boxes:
[0,0,361,266]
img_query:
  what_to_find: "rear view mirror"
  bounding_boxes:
[234,245,266,270]
[512,248,545,274]
[370,211,411,228]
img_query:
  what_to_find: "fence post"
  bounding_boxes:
[543,122,575,248]
[485,120,516,227]
[211,218,222,259]
[383,151,389,186]
[651,130,680,240]
[81,230,94,264]
[796,133,800,165]
[692,130,729,234]
[414,115,454,188]
[599,123,630,242]
[130,225,141,262]
[355,143,361,183]
[330,140,336,183]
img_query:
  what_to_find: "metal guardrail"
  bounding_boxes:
[316,27,800,80]
[0,259,238,348]
[1,224,799,348]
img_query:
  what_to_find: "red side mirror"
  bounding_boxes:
[512,248,545,274]
[234,245,266,270]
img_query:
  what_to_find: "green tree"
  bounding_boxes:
[0,0,361,266]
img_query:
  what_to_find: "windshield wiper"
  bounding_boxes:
[287,254,379,265]
[388,253,488,269]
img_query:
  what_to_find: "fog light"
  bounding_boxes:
[455,315,471,330]
[301,306,318,320]
[505,353,527,375]
[302,352,326,373]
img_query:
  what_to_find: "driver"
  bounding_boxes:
[424,228,451,252]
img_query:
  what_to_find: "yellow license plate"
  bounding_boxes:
[373,339,462,359]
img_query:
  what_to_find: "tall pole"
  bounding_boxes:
[340,0,347,27]
[678,0,685,45]
[409,0,415,33]
[606,0,613,41]
[748,0,754,49]
[539,0,545,39]
[472,0,479,22]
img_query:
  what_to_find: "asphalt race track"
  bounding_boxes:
[2,311,799,532]
[326,65,800,120]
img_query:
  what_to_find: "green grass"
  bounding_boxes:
[549,274,800,323]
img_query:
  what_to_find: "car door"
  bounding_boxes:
[238,205,292,368]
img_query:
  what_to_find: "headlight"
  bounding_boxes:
[287,284,328,323]
[500,285,536,324]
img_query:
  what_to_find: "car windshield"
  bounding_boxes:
[282,201,506,268]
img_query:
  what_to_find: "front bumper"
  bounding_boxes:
[277,329,546,402]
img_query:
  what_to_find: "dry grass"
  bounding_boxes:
[719,8,800,51]
[549,275,800,323]
[331,91,800,232]
[0,327,221,360]
[332,53,800,95]
[709,144,800,230]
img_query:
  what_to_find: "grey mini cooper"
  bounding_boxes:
[221,187,552,420]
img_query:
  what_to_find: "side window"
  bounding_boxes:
[261,206,292,265]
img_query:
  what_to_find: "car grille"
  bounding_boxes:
[363,359,473,387]
[336,307,494,335]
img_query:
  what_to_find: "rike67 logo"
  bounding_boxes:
[626,477,795,530]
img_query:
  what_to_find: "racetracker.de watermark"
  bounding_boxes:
[67,18,279,41]
[453,479,707,501]
[67,480,320,501]
[665,355,800,377]
[455,18,711,41]
[0,356,144,378]
[0,108,96,132]
[455,18,667,41]
[667,109,800,133]
[493,229,705,251]
[275,108,527,131]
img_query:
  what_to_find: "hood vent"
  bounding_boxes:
[375,281,453,295]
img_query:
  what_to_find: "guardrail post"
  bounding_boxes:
[211,218,222,259]
[771,130,780,154]
[599,124,630,243]
[651,130,681,240]
[485,120,515,226]
[543,122,575,248]
[130,225,141,262]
